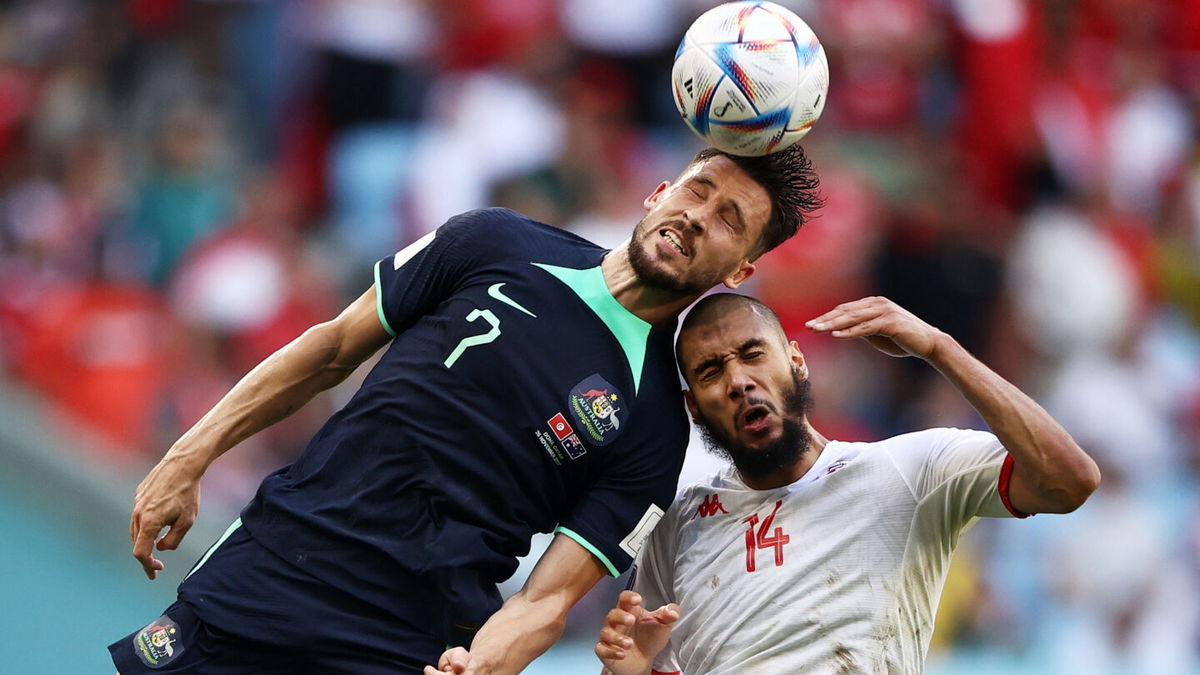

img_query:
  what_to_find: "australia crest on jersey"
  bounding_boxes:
[133,615,183,668]
[568,374,625,446]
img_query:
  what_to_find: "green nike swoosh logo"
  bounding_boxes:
[488,283,536,317]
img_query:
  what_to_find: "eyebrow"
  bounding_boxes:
[692,175,746,229]
[690,337,768,378]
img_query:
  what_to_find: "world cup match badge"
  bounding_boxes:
[133,615,184,668]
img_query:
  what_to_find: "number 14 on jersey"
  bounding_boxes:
[743,500,790,573]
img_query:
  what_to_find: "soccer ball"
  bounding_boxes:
[671,1,829,156]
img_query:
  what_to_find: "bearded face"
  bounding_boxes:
[694,367,814,481]
[625,156,771,296]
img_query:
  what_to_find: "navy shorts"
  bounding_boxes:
[110,521,445,674]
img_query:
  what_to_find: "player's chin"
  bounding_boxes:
[738,425,783,449]
[645,241,687,269]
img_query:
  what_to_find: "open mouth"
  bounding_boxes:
[660,229,688,257]
[741,405,771,433]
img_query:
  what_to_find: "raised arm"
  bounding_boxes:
[130,286,392,578]
[425,533,609,675]
[807,296,1100,514]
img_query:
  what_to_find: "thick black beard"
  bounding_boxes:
[695,370,814,482]
[627,216,716,295]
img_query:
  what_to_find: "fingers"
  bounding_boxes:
[131,521,164,580]
[605,606,637,632]
[616,590,643,613]
[427,647,468,675]
[595,638,627,662]
[807,297,891,335]
[600,623,635,650]
[822,318,882,339]
[648,603,681,626]
[156,519,194,552]
[599,593,640,661]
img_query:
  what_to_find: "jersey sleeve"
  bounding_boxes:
[373,211,495,336]
[886,428,1032,528]
[555,437,686,578]
[632,498,684,675]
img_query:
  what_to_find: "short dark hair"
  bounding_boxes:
[689,144,822,258]
[675,293,787,380]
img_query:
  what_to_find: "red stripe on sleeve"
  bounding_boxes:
[651,671,682,675]
[998,454,1034,519]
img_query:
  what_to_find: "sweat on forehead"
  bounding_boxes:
[676,294,786,357]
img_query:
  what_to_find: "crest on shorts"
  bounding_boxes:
[133,615,184,668]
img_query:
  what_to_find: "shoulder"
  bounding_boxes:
[445,207,538,232]
[441,208,602,254]
[864,428,1004,491]
[672,466,739,506]
[819,430,998,482]
[859,428,998,456]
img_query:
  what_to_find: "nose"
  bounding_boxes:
[682,205,711,234]
[725,362,755,401]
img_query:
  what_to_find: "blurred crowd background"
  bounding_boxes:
[1,0,1198,672]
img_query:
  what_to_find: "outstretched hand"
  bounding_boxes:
[130,454,203,579]
[806,296,946,360]
[595,591,680,675]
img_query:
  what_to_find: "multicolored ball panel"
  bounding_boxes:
[671,1,828,156]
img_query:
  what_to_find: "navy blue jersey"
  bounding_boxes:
[240,208,688,633]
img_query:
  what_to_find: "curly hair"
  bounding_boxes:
[689,144,823,258]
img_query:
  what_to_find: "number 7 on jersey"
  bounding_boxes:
[444,308,501,368]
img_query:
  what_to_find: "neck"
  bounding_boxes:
[601,240,699,325]
[739,422,829,490]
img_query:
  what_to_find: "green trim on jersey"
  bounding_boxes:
[555,526,621,578]
[373,260,397,337]
[532,263,650,395]
[184,517,242,581]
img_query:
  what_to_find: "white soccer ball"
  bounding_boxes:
[672,1,829,156]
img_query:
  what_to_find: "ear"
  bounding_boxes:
[683,389,699,418]
[644,181,671,210]
[721,260,756,289]
[788,340,809,379]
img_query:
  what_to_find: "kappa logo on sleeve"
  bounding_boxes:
[690,494,729,520]
[132,615,184,668]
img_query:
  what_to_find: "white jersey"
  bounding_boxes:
[635,428,1027,675]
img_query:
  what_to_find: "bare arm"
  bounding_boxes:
[425,534,609,675]
[131,286,392,578]
[807,296,1101,514]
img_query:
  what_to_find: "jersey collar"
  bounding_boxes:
[532,263,651,395]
